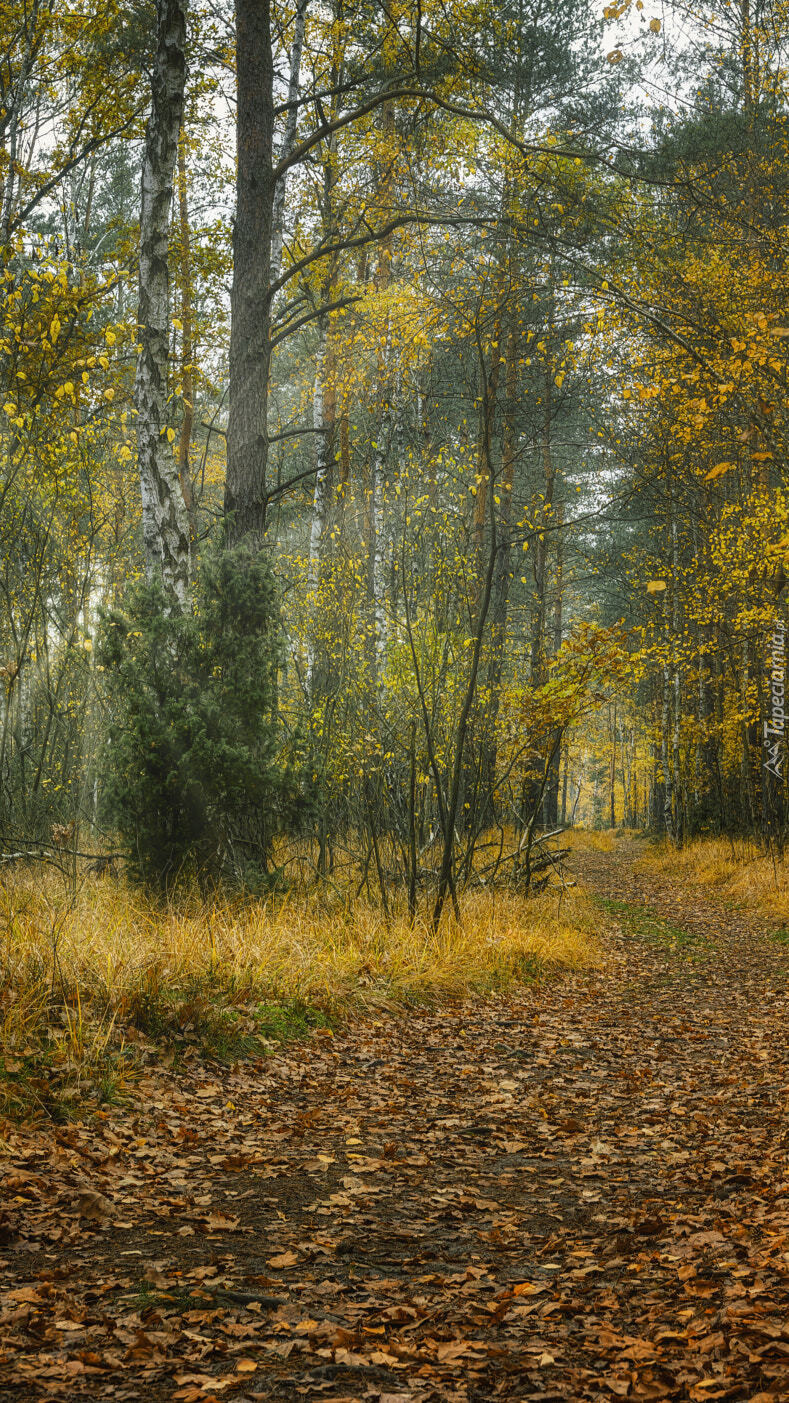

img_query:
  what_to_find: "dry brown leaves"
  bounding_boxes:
[1,842,789,1401]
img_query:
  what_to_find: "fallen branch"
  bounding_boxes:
[0,847,125,865]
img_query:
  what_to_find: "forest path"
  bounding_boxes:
[3,841,789,1402]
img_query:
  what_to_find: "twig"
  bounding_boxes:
[210,1288,286,1309]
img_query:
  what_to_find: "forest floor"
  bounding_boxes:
[2,837,789,1403]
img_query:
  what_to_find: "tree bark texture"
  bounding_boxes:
[176,128,197,542]
[226,0,276,544]
[270,0,308,286]
[135,0,190,608]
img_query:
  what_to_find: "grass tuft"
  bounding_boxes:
[0,869,602,1119]
[563,828,617,853]
[637,837,789,921]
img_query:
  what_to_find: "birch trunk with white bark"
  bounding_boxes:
[306,320,332,693]
[368,315,393,669]
[270,0,308,286]
[0,0,37,248]
[135,0,190,608]
[176,129,197,542]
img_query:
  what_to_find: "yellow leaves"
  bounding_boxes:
[49,314,61,343]
[646,581,667,594]
[166,427,176,443]
[118,446,133,462]
[766,536,789,559]
[638,383,659,402]
[649,17,661,32]
[607,50,623,64]
[104,329,116,346]
[704,462,736,481]
[104,388,115,401]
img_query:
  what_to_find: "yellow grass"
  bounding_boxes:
[636,836,789,922]
[562,828,617,853]
[0,869,604,1104]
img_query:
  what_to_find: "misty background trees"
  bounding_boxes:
[2,0,787,904]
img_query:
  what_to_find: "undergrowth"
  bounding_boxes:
[0,866,602,1120]
[563,828,617,853]
[637,836,789,922]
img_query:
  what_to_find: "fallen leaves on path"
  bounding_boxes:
[2,841,789,1401]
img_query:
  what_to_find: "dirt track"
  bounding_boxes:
[2,840,789,1402]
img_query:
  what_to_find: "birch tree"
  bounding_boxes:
[135,0,191,607]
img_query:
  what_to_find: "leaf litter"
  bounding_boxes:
[2,839,789,1401]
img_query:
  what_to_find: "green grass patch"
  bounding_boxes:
[770,927,789,946]
[122,971,332,1064]
[0,984,331,1124]
[255,998,331,1043]
[596,897,705,956]
[120,1281,211,1314]
[0,1042,136,1123]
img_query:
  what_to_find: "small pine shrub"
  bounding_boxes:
[98,544,297,891]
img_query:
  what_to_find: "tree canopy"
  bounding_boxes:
[2,0,787,896]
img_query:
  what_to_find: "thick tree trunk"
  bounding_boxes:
[225,0,276,545]
[135,0,190,609]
